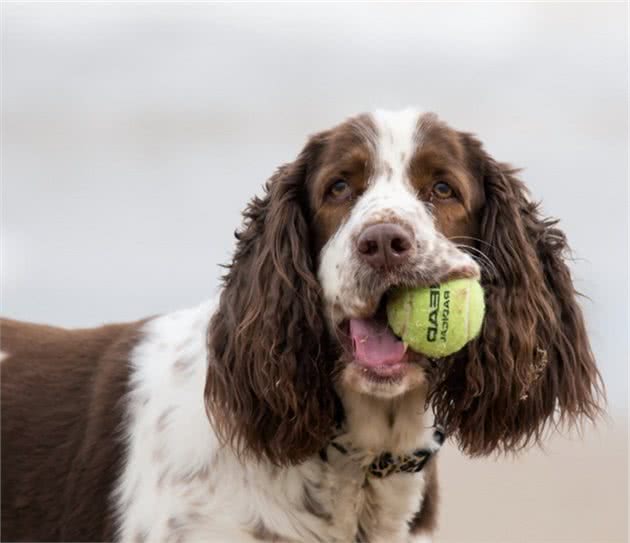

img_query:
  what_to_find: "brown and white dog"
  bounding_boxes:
[1,109,602,543]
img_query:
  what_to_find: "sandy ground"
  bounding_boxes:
[436,416,628,543]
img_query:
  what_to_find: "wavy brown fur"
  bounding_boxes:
[429,133,604,456]
[205,135,338,466]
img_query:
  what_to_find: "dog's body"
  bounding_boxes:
[2,304,437,543]
[1,109,601,542]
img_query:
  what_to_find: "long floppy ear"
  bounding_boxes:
[430,134,604,455]
[205,134,338,465]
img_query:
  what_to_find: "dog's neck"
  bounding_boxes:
[338,383,431,455]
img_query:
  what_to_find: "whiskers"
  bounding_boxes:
[448,235,498,280]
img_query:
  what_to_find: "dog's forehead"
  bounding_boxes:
[370,108,424,166]
[325,109,445,173]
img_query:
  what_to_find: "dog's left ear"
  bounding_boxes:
[430,133,604,455]
[205,132,338,466]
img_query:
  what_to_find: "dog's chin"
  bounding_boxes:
[339,359,427,399]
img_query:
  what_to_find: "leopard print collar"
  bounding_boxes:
[321,427,445,479]
[367,427,444,478]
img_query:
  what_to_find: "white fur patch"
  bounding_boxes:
[372,107,424,170]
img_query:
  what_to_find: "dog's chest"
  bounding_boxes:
[115,305,433,542]
[163,403,433,543]
[294,392,434,542]
[177,443,429,543]
[219,392,433,543]
[286,438,429,543]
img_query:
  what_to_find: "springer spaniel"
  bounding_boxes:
[1,109,602,543]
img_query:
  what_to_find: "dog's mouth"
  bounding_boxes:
[338,292,426,381]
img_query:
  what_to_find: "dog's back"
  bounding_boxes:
[1,318,140,541]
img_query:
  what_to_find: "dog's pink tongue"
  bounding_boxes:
[349,318,407,367]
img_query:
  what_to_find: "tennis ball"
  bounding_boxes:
[386,278,485,358]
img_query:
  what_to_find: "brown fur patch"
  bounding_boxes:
[308,114,377,254]
[1,317,146,541]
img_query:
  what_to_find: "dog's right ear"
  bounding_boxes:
[205,132,338,466]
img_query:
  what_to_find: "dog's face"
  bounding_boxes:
[207,109,602,465]
[307,110,483,398]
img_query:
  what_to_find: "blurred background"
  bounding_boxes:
[2,3,627,541]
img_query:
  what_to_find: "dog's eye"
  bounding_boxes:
[327,179,352,200]
[432,181,454,200]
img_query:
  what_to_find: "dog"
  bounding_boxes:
[1,108,602,542]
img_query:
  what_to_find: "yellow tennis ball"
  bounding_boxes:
[386,278,485,358]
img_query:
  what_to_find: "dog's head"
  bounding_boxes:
[206,109,603,464]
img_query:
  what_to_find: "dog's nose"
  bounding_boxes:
[356,223,413,271]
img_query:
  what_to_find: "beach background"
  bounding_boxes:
[2,3,627,541]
